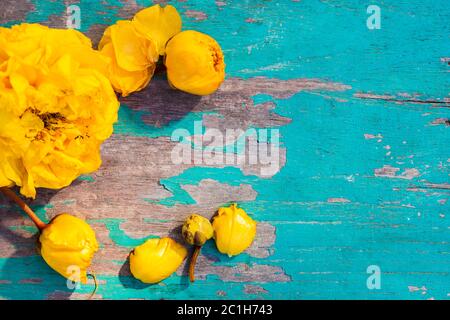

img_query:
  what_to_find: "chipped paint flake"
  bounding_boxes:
[185,10,208,21]
[327,198,351,203]
[374,165,420,180]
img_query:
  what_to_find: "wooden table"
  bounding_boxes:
[0,0,449,300]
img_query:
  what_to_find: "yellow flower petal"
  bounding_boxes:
[109,20,158,71]
[212,204,256,257]
[130,237,187,284]
[100,42,155,97]
[132,4,182,55]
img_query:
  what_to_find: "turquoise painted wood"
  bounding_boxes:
[0,0,449,300]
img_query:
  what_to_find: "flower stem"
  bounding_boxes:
[189,246,201,283]
[87,273,98,300]
[0,187,47,231]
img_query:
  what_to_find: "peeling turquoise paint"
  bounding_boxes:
[0,0,448,300]
[77,175,95,183]
[31,204,54,223]
[113,103,215,138]
[8,225,38,234]
[89,219,159,248]
[151,179,197,207]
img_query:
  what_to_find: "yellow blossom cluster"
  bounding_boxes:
[99,4,225,97]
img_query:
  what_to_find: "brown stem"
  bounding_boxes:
[0,187,47,231]
[87,273,98,300]
[189,246,201,283]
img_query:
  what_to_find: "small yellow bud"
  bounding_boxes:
[182,214,214,246]
[39,214,99,284]
[165,30,225,96]
[181,214,213,283]
[212,204,256,257]
[129,237,187,284]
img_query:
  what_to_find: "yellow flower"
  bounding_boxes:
[212,203,256,257]
[182,214,213,246]
[0,23,119,198]
[165,30,225,95]
[39,214,99,284]
[130,237,187,284]
[99,20,158,97]
[132,4,182,55]
[99,4,182,97]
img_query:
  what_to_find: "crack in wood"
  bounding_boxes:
[354,93,450,108]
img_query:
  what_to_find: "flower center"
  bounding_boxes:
[21,108,68,141]
[210,44,223,73]
[39,112,65,130]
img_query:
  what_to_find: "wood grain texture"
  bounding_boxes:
[0,0,449,300]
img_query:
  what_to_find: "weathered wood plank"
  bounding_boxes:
[0,0,449,300]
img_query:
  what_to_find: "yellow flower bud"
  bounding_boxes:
[39,214,99,284]
[181,214,213,283]
[165,30,225,96]
[212,204,256,257]
[132,4,182,55]
[182,214,213,246]
[130,237,187,284]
